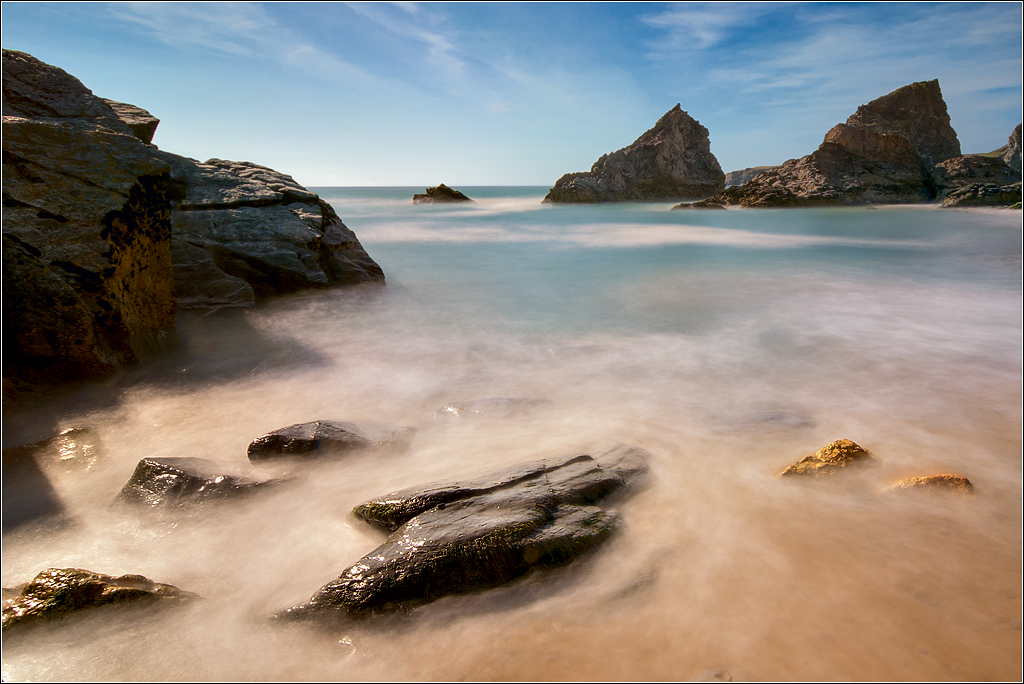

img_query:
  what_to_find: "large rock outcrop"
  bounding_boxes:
[995,123,1022,172]
[3,49,176,390]
[725,166,780,187]
[692,80,969,208]
[279,444,649,621]
[544,105,725,203]
[158,153,384,309]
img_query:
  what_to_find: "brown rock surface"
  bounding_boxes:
[779,439,875,477]
[412,183,473,203]
[889,474,974,493]
[545,104,725,203]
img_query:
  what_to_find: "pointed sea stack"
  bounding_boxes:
[544,105,725,203]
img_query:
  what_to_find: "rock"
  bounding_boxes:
[2,567,198,631]
[278,444,650,620]
[118,457,283,508]
[844,79,961,165]
[5,427,102,472]
[725,166,780,187]
[941,182,1023,208]
[247,421,412,462]
[434,397,551,419]
[888,474,974,493]
[778,439,874,477]
[671,199,727,210]
[159,153,385,308]
[998,123,1022,172]
[412,183,473,203]
[544,105,725,203]
[3,49,176,391]
[102,98,159,144]
[701,81,963,208]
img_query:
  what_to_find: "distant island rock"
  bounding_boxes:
[686,80,1021,209]
[412,183,473,203]
[2,48,383,393]
[725,166,780,187]
[544,104,725,203]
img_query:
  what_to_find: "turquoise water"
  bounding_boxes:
[3,189,1021,680]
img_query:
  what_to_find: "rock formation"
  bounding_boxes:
[725,166,780,187]
[278,444,649,621]
[118,457,285,508]
[779,439,875,477]
[994,123,1022,172]
[412,183,473,203]
[157,153,384,309]
[2,567,198,631]
[888,474,974,493]
[545,105,725,203]
[3,49,177,390]
[687,80,977,208]
[247,420,412,461]
[3,49,385,391]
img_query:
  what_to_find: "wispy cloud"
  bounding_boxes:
[641,2,783,52]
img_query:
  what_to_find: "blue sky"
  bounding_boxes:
[3,2,1021,186]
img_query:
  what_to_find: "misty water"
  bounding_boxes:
[3,188,1021,680]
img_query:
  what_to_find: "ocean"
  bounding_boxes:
[3,187,1021,680]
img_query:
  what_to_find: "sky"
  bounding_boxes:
[2,2,1021,186]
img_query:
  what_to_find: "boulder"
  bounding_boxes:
[5,427,102,473]
[941,182,1022,208]
[102,98,160,144]
[701,81,963,208]
[278,444,650,620]
[159,154,385,309]
[434,397,551,420]
[118,457,283,508]
[247,420,412,462]
[932,153,1021,207]
[3,49,176,391]
[2,567,198,631]
[888,474,974,493]
[412,184,473,203]
[544,104,725,203]
[778,439,875,477]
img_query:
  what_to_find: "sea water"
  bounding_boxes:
[2,188,1021,680]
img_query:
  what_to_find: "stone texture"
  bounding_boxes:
[412,183,473,203]
[102,99,159,144]
[279,444,649,620]
[247,421,413,462]
[2,567,198,631]
[941,182,1022,208]
[932,154,1022,207]
[845,79,961,165]
[725,166,780,187]
[888,474,974,493]
[545,105,725,203]
[998,123,1022,172]
[779,439,875,477]
[118,457,283,508]
[160,153,384,308]
[3,49,176,391]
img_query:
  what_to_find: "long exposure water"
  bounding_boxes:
[3,188,1021,680]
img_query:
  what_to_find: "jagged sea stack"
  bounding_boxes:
[544,105,725,203]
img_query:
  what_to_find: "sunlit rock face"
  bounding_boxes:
[2,48,176,391]
[545,105,725,203]
[279,444,649,621]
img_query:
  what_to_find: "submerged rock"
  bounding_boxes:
[2,567,198,631]
[778,439,875,477]
[279,444,650,620]
[247,421,412,462]
[544,104,725,203]
[161,154,385,309]
[888,474,974,493]
[118,457,283,508]
[434,397,551,420]
[412,184,473,203]
[5,427,102,472]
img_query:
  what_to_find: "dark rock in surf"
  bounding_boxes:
[118,456,284,508]
[247,420,413,462]
[434,397,552,420]
[941,181,1022,208]
[933,153,1022,207]
[2,567,198,631]
[412,183,473,203]
[5,427,103,472]
[278,444,649,621]
[778,439,875,477]
[161,154,385,309]
[544,105,725,203]
[887,473,974,493]
[671,200,727,210]
[2,49,177,391]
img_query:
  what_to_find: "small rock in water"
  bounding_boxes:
[888,474,974,493]
[277,444,650,621]
[412,183,473,203]
[118,457,284,508]
[778,439,875,477]
[2,567,199,631]
[7,427,103,472]
[247,420,412,462]
[434,397,551,420]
